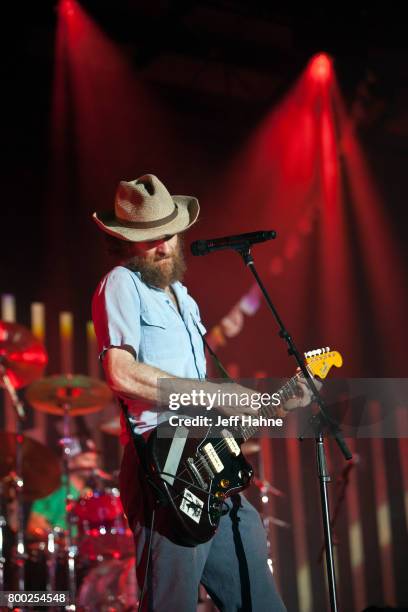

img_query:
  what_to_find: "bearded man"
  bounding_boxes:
[91,174,314,611]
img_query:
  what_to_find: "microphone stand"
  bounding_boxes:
[235,244,352,612]
[317,456,358,564]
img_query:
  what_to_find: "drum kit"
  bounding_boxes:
[0,321,136,610]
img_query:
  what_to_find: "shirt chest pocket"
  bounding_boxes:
[141,309,167,329]
[140,309,178,361]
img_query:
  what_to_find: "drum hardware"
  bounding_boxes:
[0,323,129,605]
[8,455,25,593]
[0,481,7,591]
[26,373,112,609]
[0,359,131,605]
[45,530,57,593]
[61,400,81,611]
[77,557,138,611]
[0,434,61,596]
[0,434,62,596]
[1,462,134,606]
[0,321,48,592]
[24,528,73,612]
[252,477,290,575]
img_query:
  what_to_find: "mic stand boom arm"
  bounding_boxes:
[236,244,351,612]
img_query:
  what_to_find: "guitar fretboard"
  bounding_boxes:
[239,370,308,441]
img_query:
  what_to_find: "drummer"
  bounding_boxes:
[26,437,99,537]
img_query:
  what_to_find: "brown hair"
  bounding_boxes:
[103,233,135,261]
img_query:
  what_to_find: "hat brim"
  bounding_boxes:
[92,196,199,242]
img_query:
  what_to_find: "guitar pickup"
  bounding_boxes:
[221,429,241,456]
[202,443,224,473]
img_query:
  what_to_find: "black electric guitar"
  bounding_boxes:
[146,348,343,546]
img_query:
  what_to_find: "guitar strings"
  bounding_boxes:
[156,369,320,518]
[170,371,307,483]
[157,368,322,520]
[187,371,306,475]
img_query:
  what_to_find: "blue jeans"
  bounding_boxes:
[120,442,286,612]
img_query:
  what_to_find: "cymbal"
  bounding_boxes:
[0,432,61,501]
[0,321,48,388]
[100,416,121,436]
[26,374,113,416]
[241,440,260,455]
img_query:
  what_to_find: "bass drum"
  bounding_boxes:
[77,557,138,611]
[72,487,134,561]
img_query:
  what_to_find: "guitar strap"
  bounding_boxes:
[190,315,234,382]
[118,396,168,506]
[118,396,147,465]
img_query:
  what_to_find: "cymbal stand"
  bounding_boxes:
[59,399,76,611]
[0,480,6,591]
[0,365,26,592]
[46,529,57,592]
[253,478,290,576]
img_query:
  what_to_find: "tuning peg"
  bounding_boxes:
[326,346,330,353]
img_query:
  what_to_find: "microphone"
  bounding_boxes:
[191,230,277,256]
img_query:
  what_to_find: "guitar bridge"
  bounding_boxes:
[197,453,214,480]
[186,457,208,491]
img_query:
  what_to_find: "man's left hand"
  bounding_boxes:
[283,373,323,412]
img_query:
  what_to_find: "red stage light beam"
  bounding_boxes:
[309,53,333,83]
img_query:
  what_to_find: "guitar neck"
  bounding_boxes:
[239,370,308,442]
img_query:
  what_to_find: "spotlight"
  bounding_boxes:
[309,53,332,82]
[60,0,75,17]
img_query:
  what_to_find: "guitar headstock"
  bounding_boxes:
[304,347,343,379]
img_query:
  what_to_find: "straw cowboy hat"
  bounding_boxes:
[92,174,199,242]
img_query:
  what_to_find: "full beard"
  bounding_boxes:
[126,240,187,288]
